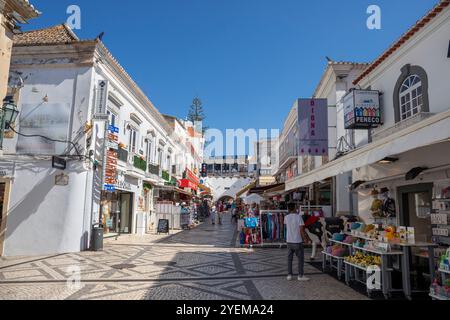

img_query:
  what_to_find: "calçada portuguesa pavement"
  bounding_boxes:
[0,215,367,300]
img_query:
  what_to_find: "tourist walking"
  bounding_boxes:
[285,203,309,281]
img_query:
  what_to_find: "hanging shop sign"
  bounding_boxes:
[94,80,109,121]
[103,129,119,191]
[298,98,329,156]
[52,156,67,170]
[184,168,200,186]
[343,89,382,129]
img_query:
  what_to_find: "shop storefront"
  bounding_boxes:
[101,190,134,234]
[0,162,14,256]
[101,171,136,235]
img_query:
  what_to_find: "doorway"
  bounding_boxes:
[102,191,134,235]
[398,183,433,290]
[119,192,133,234]
[0,182,9,256]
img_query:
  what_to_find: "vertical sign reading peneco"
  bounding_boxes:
[298,99,328,156]
[94,80,109,121]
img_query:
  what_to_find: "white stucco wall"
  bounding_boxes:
[2,65,94,256]
[207,177,253,201]
[360,9,450,130]
[4,160,91,256]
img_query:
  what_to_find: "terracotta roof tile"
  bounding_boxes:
[354,0,450,85]
[13,24,79,46]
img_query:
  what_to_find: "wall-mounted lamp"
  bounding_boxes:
[0,98,20,150]
[406,167,428,181]
[378,157,399,164]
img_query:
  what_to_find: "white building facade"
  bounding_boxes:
[0,24,181,256]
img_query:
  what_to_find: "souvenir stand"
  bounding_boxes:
[259,210,288,248]
[323,220,441,300]
[429,196,450,300]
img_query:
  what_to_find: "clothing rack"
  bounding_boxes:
[259,210,288,248]
[300,206,325,217]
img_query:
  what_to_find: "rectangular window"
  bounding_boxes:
[107,110,118,128]
[146,139,153,164]
[129,128,138,154]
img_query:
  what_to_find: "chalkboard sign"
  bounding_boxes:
[157,219,170,234]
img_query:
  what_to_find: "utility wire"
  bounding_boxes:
[9,126,83,160]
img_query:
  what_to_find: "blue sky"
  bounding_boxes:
[27,0,437,150]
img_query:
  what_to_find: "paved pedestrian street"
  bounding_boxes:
[0,217,367,300]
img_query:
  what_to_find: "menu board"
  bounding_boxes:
[157,219,170,235]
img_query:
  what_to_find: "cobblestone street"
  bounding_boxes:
[0,215,366,300]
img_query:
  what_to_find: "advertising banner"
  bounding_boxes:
[94,80,109,121]
[298,99,328,156]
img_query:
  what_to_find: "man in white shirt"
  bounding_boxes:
[285,203,309,281]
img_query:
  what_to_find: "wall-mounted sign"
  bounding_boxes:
[55,173,69,186]
[298,99,328,156]
[52,156,67,170]
[433,228,449,237]
[344,90,382,129]
[94,80,109,121]
[108,125,119,134]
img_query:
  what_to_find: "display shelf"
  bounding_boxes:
[429,293,450,301]
[352,245,403,256]
[329,239,353,247]
[344,260,377,272]
[438,268,450,275]
[322,251,346,260]
[344,232,378,242]
[433,198,450,202]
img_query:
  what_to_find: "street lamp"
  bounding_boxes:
[0,98,20,151]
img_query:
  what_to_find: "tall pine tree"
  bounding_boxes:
[187,97,206,123]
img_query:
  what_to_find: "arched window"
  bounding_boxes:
[399,75,423,121]
[393,64,429,123]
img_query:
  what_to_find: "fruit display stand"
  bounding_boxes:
[322,239,353,280]
[345,230,438,300]
[344,246,403,299]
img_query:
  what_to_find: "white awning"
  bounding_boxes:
[286,109,450,191]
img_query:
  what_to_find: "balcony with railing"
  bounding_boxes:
[148,163,160,176]
[117,148,128,163]
[161,170,170,182]
[371,112,434,142]
[133,155,147,172]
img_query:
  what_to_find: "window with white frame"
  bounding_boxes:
[107,110,118,128]
[146,138,153,164]
[399,75,423,121]
[157,148,163,167]
[128,127,138,154]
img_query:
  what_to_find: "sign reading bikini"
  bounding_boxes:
[298,99,328,156]
[344,89,382,129]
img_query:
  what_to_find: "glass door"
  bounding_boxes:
[119,193,133,234]
[398,183,433,290]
